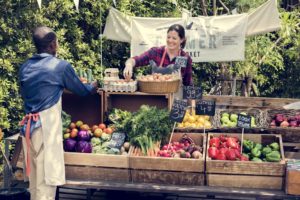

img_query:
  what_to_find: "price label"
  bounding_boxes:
[183,86,202,100]
[196,100,216,116]
[237,114,251,129]
[108,132,126,149]
[170,100,188,123]
[175,56,188,70]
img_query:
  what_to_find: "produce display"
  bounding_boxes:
[137,73,180,82]
[157,134,203,159]
[220,112,256,127]
[208,134,281,162]
[177,110,212,129]
[108,105,172,156]
[269,113,300,128]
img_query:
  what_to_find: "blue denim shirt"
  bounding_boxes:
[19,53,94,136]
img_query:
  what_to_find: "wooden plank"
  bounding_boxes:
[285,152,300,159]
[65,165,130,182]
[64,152,129,168]
[131,169,204,185]
[65,180,290,198]
[202,95,300,109]
[206,160,285,176]
[207,174,283,190]
[129,156,204,172]
[286,170,300,195]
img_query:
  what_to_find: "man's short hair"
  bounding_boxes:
[32,26,57,53]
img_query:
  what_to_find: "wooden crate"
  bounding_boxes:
[206,133,286,190]
[129,133,206,186]
[64,152,130,182]
[286,169,300,195]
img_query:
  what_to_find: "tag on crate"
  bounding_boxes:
[195,100,215,116]
[237,114,251,129]
[170,99,188,123]
[183,86,202,100]
[108,132,126,149]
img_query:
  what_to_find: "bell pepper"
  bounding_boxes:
[251,147,261,158]
[262,146,272,156]
[251,157,263,162]
[266,151,281,162]
[243,140,254,153]
[269,142,280,151]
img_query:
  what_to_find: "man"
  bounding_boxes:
[19,26,97,200]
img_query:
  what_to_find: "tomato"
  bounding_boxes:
[105,127,113,134]
[98,123,106,130]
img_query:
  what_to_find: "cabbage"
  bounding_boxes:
[91,137,101,147]
[64,138,77,152]
[77,130,91,141]
[75,140,92,153]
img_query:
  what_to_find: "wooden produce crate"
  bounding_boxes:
[213,108,264,129]
[104,91,173,112]
[206,133,286,190]
[129,133,206,186]
[64,152,130,182]
[286,168,300,195]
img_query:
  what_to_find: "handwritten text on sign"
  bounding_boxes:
[170,100,188,123]
[196,100,216,116]
[183,86,202,99]
[237,114,251,129]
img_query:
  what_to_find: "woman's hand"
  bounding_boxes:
[123,58,135,80]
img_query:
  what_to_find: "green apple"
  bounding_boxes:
[240,112,247,116]
[222,112,230,118]
[230,114,238,122]
[63,133,70,139]
[221,116,230,124]
[251,117,257,127]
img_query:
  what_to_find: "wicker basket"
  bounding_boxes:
[138,79,180,93]
[264,109,300,128]
[213,108,264,128]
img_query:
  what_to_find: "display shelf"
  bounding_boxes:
[104,91,173,112]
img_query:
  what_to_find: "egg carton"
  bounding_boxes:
[103,80,137,93]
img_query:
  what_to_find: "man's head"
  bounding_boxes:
[32,26,58,55]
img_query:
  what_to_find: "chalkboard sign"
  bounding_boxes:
[108,132,126,149]
[170,100,188,122]
[237,114,251,129]
[183,86,202,99]
[196,100,216,116]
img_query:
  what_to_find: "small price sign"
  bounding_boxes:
[108,132,126,149]
[237,114,251,129]
[183,86,202,100]
[170,100,188,123]
[196,100,216,116]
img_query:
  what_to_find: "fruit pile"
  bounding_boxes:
[157,134,203,159]
[270,113,300,128]
[220,112,256,128]
[63,121,114,153]
[177,111,212,129]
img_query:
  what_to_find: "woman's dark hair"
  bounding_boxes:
[167,24,186,49]
[32,26,57,53]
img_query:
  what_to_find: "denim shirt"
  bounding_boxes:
[19,53,94,136]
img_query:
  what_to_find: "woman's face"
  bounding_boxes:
[166,30,182,51]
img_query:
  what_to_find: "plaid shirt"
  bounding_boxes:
[133,46,193,86]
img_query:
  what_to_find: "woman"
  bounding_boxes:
[123,24,193,88]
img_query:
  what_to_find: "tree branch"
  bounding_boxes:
[219,0,230,14]
[200,0,208,16]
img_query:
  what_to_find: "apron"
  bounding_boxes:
[40,98,65,185]
[21,98,65,186]
[150,48,187,100]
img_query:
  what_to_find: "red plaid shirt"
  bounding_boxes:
[133,46,193,86]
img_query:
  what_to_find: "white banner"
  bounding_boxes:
[131,14,248,62]
[103,0,281,62]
